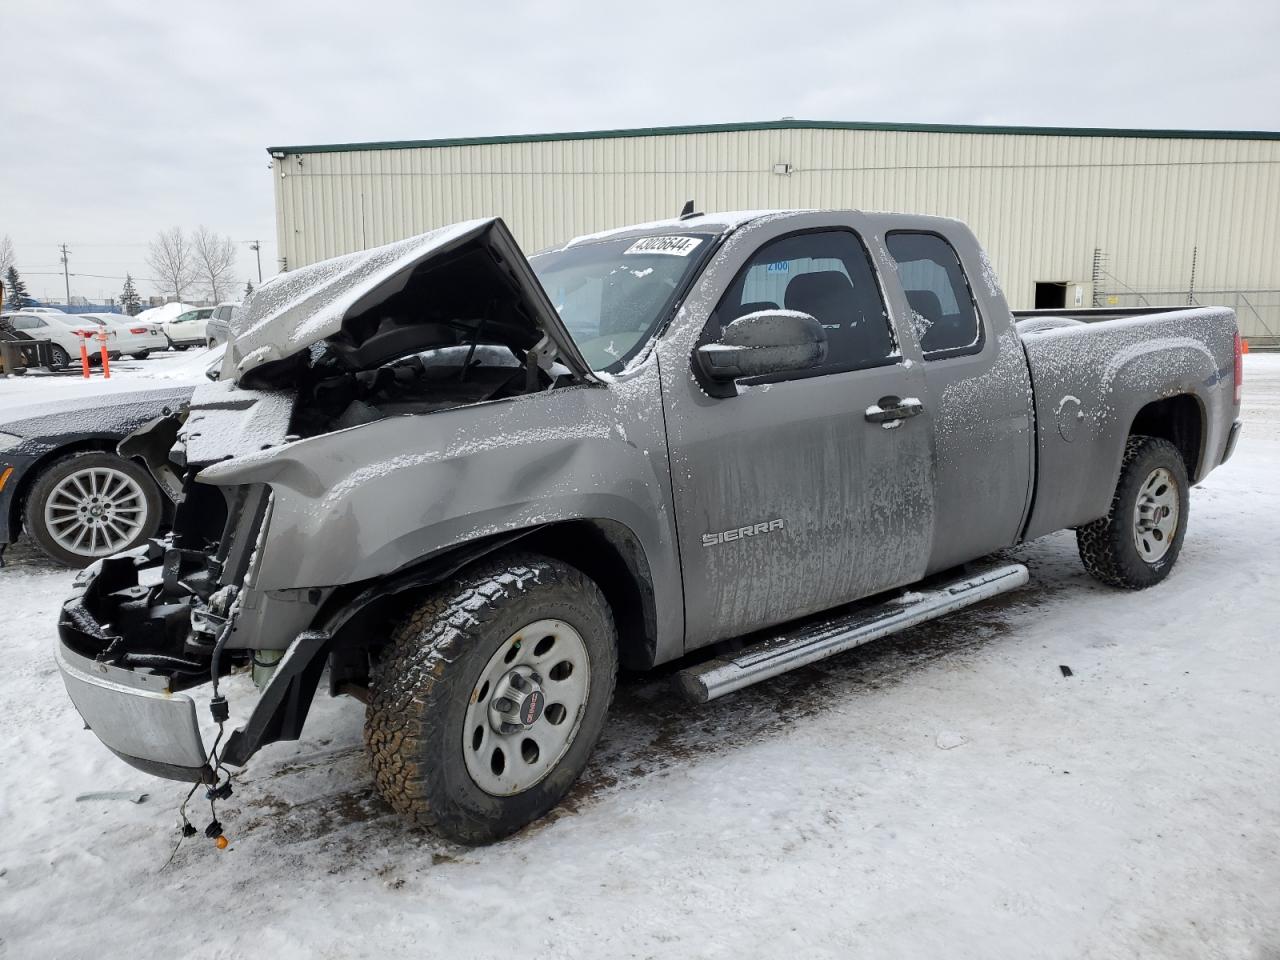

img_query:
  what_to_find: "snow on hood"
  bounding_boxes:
[224,218,594,383]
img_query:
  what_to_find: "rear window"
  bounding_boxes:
[885,232,983,357]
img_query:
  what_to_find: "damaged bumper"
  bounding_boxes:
[56,640,212,783]
[56,546,216,783]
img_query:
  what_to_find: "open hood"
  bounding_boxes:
[225,218,595,384]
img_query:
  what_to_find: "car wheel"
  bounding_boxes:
[131,351,150,360]
[365,553,618,844]
[47,344,71,370]
[23,452,163,568]
[1077,436,1190,589]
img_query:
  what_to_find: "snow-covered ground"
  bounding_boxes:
[1,356,1278,959]
[1,344,222,405]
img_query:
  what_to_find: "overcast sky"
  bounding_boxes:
[4,0,1278,303]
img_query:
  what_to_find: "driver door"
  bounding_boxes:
[657,223,937,650]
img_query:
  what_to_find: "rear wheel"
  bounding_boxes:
[1077,436,1189,589]
[47,344,70,370]
[365,554,618,844]
[131,350,150,360]
[23,452,162,567]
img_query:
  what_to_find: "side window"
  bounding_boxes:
[713,230,895,376]
[885,232,983,358]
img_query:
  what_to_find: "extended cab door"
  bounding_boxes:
[657,218,937,650]
[877,224,1034,573]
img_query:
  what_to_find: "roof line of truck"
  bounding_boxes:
[265,119,1280,156]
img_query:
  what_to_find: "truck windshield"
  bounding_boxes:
[531,233,714,372]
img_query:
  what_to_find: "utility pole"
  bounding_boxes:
[248,240,263,283]
[59,243,71,305]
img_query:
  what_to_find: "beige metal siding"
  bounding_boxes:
[273,128,1280,337]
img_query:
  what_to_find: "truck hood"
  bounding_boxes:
[225,217,595,384]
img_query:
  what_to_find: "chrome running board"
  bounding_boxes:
[677,563,1030,704]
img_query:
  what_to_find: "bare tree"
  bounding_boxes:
[192,225,238,302]
[0,236,12,312]
[146,227,197,301]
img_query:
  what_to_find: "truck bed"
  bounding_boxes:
[1017,306,1238,540]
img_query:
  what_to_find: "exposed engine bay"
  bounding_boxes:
[230,225,587,439]
[289,343,536,437]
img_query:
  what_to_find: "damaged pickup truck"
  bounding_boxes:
[57,211,1244,843]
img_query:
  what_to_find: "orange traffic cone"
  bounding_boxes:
[1241,339,1250,354]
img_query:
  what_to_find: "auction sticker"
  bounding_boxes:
[623,236,704,256]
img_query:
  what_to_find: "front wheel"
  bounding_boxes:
[23,452,163,567]
[365,554,618,844]
[131,350,150,360]
[47,344,70,370]
[1077,436,1190,589]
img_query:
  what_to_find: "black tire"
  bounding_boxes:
[47,344,70,370]
[1077,436,1190,589]
[23,452,163,568]
[131,351,150,360]
[365,553,618,844]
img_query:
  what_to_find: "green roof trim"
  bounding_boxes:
[267,118,1280,155]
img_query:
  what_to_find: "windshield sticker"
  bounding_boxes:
[623,236,704,257]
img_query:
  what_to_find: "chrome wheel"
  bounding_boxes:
[462,618,591,797]
[43,466,148,558]
[1132,466,1179,563]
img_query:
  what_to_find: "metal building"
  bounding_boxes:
[268,120,1280,340]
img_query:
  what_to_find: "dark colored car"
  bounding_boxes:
[0,386,193,566]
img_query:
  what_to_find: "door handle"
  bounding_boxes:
[865,396,924,427]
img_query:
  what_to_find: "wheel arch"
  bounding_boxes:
[321,517,660,676]
[1128,392,1206,482]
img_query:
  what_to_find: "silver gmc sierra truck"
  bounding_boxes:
[56,210,1243,843]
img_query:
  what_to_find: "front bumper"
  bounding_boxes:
[56,639,212,783]
[0,450,38,545]
[56,546,219,783]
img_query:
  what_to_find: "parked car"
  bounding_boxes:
[20,306,68,314]
[0,346,225,566]
[1,312,119,368]
[56,212,1242,844]
[163,307,214,349]
[79,313,168,360]
[204,300,241,348]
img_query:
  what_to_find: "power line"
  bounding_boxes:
[23,271,162,282]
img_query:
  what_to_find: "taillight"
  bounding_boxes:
[130,327,147,334]
[1233,331,1243,406]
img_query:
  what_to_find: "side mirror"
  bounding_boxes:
[695,310,827,382]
